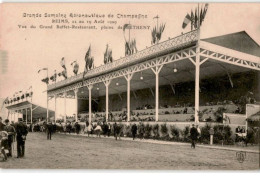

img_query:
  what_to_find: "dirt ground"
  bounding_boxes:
[0,132,259,170]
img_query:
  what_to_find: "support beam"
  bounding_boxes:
[103,80,111,122]
[124,73,134,122]
[87,84,93,124]
[151,65,163,122]
[31,105,33,124]
[47,94,49,123]
[149,87,154,97]
[74,89,78,122]
[54,94,57,123]
[64,92,67,123]
[25,109,27,125]
[170,84,175,95]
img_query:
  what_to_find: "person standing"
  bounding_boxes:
[0,116,5,131]
[107,123,111,137]
[114,122,119,140]
[4,119,16,157]
[131,124,137,140]
[87,123,93,137]
[47,122,53,140]
[196,125,201,143]
[15,118,28,158]
[75,122,81,135]
[94,123,102,138]
[190,124,199,149]
[138,122,145,140]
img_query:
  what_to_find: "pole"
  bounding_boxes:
[46,69,49,123]
[194,3,201,124]
[75,89,78,122]
[88,85,93,124]
[26,108,27,125]
[127,79,131,122]
[64,92,67,123]
[104,80,111,122]
[31,105,33,124]
[54,94,57,123]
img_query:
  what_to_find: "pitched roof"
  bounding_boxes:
[202,31,260,57]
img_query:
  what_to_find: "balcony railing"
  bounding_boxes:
[48,30,198,91]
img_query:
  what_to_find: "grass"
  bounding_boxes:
[0,132,259,170]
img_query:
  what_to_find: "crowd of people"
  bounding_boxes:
[0,116,28,160]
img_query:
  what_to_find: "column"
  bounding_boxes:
[88,85,93,124]
[26,108,28,124]
[194,56,200,124]
[103,80,111,122]
[47,95,49,123]
[74,89,78,122]
[31,104,33,123]
[64,92,67,123]
[124,73,133,122]
[151,65,163,122]
[54,94,57,123]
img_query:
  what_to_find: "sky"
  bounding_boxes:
[0,3,260,118]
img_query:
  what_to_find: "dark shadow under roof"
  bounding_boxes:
[202,31,260,57]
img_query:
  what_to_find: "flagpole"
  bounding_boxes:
[46,68,49,123]
[128,21,131,44]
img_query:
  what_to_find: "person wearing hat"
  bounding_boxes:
[0,116,6,131]
[4,119,16,157]
[15,118,28,158]
[46,122,53,140]
[190,124,199,149]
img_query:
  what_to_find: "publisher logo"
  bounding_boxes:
[236,151,246,163]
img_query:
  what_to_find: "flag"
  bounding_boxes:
[191,10,195,30]
[84,45,91,71]
[50,74,57,82]
[194,8,198,29]
[21,94,25,99]
[182,13,192,29]
[62,70,67,79]
[123,24,131,32]
[71,61,79,75]
[41,77,49,84]
[201,3,209,24]
[60,57,66,70]
[73,62,79,75]
[38,68,47,73]
[58,72,62,77]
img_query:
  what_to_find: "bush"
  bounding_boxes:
[201,123,211,144]
[170,125,180,141]
[182,126,190,142]
[144,124,152,139]
[152,124,160,139]
[160,123,168,137]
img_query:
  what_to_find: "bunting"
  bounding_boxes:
[182,13,192,29]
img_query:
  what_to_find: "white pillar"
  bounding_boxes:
[47,95,49,123]
[64,92,67,123]
[124,74,133,122]
[103,80,111,122]
[195,56,200,124]
[88,85,93,124]
[151,65,163,122]
[26,109,28,124]
[74,89,78,122]
[31,105,33,123]
[54,94,57,123]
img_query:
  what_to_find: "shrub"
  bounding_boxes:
[201,123,211,144]
[144,124,152,139]
[182,126,190,142]
[170,125,180,141]
[152,124,160,139]
[160,123,168,137]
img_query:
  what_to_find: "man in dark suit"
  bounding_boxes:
[131,124,137,140]
[47,122,53,140]
[15,118,28,158]
[4,119,16,157]
[190,124,199,149]
[0,116,6,131]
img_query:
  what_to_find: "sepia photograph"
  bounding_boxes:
[0,2,259,171]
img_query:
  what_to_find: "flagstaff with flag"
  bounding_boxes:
[38,67,49,122]
[151,15,166,45]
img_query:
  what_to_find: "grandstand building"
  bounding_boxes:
[46,30,260,129]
